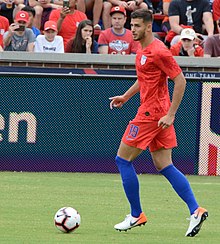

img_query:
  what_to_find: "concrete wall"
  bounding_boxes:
[0,52,220,72]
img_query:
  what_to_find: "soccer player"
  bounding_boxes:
[109,9,208,237]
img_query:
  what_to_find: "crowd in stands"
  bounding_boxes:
[0,0,220,57]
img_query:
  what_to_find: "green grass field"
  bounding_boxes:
[0,172,219,244]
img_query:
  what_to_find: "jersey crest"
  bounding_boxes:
[140,55,147,65]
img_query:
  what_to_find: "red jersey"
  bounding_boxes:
[98,28,139,54]
[49,9,87,48]
[135,38,182,121]
[0,16,9,47]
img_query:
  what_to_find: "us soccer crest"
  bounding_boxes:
[140,55,147,65]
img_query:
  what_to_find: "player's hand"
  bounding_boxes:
[158,114,175,129]
[109,95,127,110]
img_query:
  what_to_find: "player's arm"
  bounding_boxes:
[158,72,186,128]
[109,79,139,109]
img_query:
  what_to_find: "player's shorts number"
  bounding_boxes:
[128,124,139,138]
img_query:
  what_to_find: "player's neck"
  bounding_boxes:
[140,33,154,49]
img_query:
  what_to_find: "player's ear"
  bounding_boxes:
[147,22,152,32]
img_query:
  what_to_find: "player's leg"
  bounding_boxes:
[151,147,208,237]
[114,141,147,231]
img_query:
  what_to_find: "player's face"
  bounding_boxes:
[111,13,126,30]
[81,25,93,40]
[131,18,150,41]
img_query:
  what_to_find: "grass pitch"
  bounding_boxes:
[0,172,219,244]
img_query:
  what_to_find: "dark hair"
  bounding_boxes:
[131,9,153,23]
[71,19,94,53]
[21,6,36,17]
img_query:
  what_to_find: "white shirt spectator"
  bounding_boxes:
[34,34,64,53]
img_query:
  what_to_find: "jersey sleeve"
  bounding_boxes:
[98,31,109,46]
[154,46,182,80]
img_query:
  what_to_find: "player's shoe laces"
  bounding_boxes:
[114,212,147,232]
[185,207,208,237]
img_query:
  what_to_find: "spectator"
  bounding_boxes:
[204,32,220,57]
[3,10,35,51]
[77,0,103,30]
[102,0,149,29]
[98,6,139,54]
[213,0,220,33]
[49,0,87,49]
[21,6,41,37]
[65,19,98,53]
[28,0,63,30]
[34,20,64,52]
[0,15,9,49]
[145,0,163,14]
[168,0,214,46]
[0,0,24,24]
[170,28,204,56]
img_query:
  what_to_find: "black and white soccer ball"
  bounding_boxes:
[54,207,81,233]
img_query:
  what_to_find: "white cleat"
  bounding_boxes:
[185,207,208,237]
[114,212,147,232]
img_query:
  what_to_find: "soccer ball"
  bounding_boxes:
[54,207,81,233]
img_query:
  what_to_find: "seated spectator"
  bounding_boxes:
[204,32,220,57]
[21,6,41,37]
[0,15,9,49]
[77,0,103,30]
[65,19,98,53]
[0,0,24,24]
[170,28,204,57]
[27,0,63,30]
[34,20,64,52]
[102,0,148,29]
[3,10,35,51]
[168,0,214,46]
[98,6,139,54]
[213,0,220,33]
[49,0,87,49]
[145,0,163,14]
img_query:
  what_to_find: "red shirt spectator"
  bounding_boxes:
[49,0,87,48]
[98,6,139,54]
[0,16,9,48]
